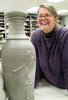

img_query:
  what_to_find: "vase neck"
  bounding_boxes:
[5,11,28,39]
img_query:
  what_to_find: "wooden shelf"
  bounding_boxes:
[24,13,38,37]
[0,12,5,38]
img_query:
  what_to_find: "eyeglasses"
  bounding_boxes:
[38,14,52,19]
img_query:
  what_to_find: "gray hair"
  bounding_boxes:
[38,4,58,17]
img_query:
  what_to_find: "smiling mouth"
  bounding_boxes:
[41,22,48,25]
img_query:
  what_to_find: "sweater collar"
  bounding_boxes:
[42,25,57,38]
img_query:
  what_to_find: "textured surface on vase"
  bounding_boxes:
[1,11,35,100]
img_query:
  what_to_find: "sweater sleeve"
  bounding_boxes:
[62,36,68,89]
[31,32,43,88]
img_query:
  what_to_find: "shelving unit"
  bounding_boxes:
[57,16,66,27]
[0,12,5,60]
[24,13,38,36]
[0,12,5,41]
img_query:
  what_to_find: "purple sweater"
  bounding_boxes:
[31,26,68,89]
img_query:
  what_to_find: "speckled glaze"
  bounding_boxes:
[1,11,35,100]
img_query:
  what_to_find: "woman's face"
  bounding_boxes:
[37,7,58,33]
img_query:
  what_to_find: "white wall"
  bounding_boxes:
[0,0,44,12]
[0,0,30,12]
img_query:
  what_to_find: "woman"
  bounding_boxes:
[31,4,68,92]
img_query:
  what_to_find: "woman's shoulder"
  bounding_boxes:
[56,27,68,39]
[57,27,68,35]
[57,27,68,46]
[30,28,42,45]
[31,28,42,36]
[31,28,42,40]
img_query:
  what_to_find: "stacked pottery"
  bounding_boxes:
[1,11,35,100]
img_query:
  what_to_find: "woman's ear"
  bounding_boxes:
[55,17,58,22]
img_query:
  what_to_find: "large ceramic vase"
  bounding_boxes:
[1,11,35,100]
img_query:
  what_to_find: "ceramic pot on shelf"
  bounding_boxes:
[1,11,35,100]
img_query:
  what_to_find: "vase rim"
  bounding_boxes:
[4,10,28,18]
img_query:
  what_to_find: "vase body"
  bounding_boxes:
[1,11,35,100]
